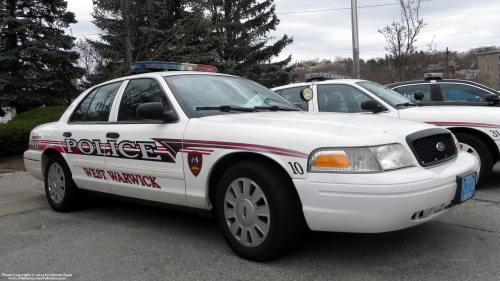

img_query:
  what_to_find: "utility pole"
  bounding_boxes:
[351,0,360,79]
[445,47,449,78]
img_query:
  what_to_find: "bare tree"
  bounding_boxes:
[379,0,427,82]
[74,38,105,87]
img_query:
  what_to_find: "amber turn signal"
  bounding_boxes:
[314,154,350,168]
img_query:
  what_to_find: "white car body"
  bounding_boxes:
[25,72,478,236]
[273,79,499,184]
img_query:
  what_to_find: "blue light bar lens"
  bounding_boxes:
[131,61,181,70]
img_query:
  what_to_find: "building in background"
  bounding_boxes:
[477,51,500,90]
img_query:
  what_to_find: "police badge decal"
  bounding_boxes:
[188,152,203,177]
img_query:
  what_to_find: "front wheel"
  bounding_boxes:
[454,133,493,186]
[44,154,83,212]
[215,160,305,262]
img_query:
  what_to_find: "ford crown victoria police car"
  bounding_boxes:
[386,73,500,106]
[273,79,497,185]
[25,62,478,261]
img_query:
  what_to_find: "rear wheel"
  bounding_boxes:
[44,154,83,212]
[454,133,493,185]
[215,160,305,262]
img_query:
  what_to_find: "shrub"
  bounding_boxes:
[0,106,66,157]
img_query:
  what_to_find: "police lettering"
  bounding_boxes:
[65,138,162,161]
[82,167,161,189]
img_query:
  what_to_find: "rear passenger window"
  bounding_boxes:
[85,82,122,121]
[70,89,98,122]
[393,84,432,101]
[279,87,308,111]
[118,79,168,121]
[317,84,371,113]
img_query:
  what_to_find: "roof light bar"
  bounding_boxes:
[131,61,181,70]
[424,73,443,80]
[304,72,350,82]
[130,61,217,73]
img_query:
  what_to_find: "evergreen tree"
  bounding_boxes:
[201,0,295,87]
[0,0,84,114]
[87,0,208,86]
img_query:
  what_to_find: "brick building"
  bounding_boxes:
[477,51,500,90]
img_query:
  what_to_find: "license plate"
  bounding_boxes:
[453,172,476,204]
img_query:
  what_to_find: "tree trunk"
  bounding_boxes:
[122,0,132,68]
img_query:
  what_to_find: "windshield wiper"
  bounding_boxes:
[394,102,416,107]
[253,106,299,111]
[195,105,256,112]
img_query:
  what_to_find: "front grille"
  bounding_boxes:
[411,133,456,166]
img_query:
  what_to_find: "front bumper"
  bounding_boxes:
[293,152,479,233]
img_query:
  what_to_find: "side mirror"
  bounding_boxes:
[300,87,314,101]
[360,99,384,113]
[485,94,500,103]
[414,90,425,101]
[136,102,177,121]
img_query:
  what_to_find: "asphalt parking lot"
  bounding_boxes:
[1,165,499,281]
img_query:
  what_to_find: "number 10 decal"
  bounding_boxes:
[288,162,304,175]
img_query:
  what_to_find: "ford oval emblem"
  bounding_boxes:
[436,142,445,152]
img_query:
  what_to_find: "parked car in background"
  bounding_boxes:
[272,78,498,185]
[386,73,500,106]
[23,62,478,262]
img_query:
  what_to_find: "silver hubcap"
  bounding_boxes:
[47,163,66,204]
[224,178,270,248]
[459,142,481,179]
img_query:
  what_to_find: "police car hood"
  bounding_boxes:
[184,112,436,150]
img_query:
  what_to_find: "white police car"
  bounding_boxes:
[24,62,478,261]
[386,73,500,106]
[272,78,499,185]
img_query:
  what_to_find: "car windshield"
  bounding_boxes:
[357,81,414,108]
[164,75,298,118]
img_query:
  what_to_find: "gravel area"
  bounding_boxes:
[0,155,26,174]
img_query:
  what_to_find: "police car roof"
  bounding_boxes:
[385,79,497,93]
[271,79,366,91]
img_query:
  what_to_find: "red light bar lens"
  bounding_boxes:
[196,64,217,72]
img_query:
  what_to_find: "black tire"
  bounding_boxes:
[44,154,83,212]
[454,132,493,186]
[215,159,305,262]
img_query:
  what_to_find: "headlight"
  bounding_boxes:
[309,144,414,173]
[369,144,415,170]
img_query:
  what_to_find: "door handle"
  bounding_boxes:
[63,132,72,137]
[106,132,120,138]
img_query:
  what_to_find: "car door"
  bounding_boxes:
[59,81,124,193]
[391,83,439,105]
[104,77,188,205]
[436,82,493,106]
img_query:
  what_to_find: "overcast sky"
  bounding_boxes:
[66,0,500,63]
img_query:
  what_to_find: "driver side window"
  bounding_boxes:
[440,84,489,102]
[118,79,169,121]
[317,85,372,113]
[279,87,308,111]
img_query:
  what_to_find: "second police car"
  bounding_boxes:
[386,73,500,106]
[272,77,499,185]
[24,62,478,261]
